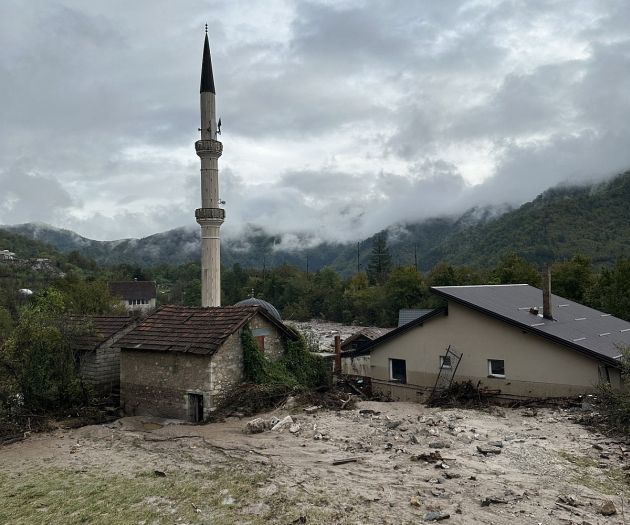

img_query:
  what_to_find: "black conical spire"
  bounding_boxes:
[200,28,216,94]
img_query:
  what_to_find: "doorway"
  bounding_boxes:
[188,393,204,423]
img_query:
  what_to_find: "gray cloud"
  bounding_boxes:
[0,0,629,245]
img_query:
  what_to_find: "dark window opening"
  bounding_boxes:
[488,359,505,378]
[440,355,452,369]
[188,393,204,423]
[390,359,407,384]
[255,335,265,352]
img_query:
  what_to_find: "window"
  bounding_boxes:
[390,359,407,384]
[439,355,452,369]
[488,359,505,378]
[255,335,265,352]
[128,300,132,305]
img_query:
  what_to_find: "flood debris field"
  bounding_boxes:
[1,401,628,524]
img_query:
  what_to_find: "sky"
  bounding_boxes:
[1,0,629,244]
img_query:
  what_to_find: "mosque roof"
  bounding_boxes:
[234,297,282,321]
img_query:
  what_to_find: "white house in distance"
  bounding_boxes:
[108,281,157,314]
[342,284,628,401]
[0,250,16,260]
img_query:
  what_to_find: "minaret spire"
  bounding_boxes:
[200,31,215,94]
[195,27,224,307]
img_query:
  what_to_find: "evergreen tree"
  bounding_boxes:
[367,233,392,285]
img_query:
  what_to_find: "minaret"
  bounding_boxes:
[196,27,224,307]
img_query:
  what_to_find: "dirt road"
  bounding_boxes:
[0,401,627,524]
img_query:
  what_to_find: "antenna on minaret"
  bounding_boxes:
[217,118,222,136]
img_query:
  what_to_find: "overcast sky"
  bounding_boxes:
[1,0,629,243]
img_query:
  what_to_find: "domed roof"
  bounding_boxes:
[235,297,282,321]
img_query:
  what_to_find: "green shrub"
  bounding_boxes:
[241,326,328,388]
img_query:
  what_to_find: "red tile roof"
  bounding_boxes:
[118,305,296,355]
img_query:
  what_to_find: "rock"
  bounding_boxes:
[444,472,461,479]
[522,408,538,417]
[456,434,473,444]
[385,420,402,429]
[487,441,503,448]
[593,443,604,451]
[283,396,297,409]
[304,405,321,414]
[289,423,301,434]
[425,511,450,521]
[557,494,579,507]
[410,434,420,444]
[313,432,323,440]
[410,495,422,507]
[429,441,450,449]
[599,500,617,516]
[246,417,267,434]
[476,445,502,455]
[481,496,507,506]
[271,415,294,431]
[221,494,235,505]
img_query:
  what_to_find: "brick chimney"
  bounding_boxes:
[542,265,553,320]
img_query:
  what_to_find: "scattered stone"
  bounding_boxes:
[258,484,278,497]
[592,443,604,451]
[411,451,443,463]
[359,409,381,416]
[487,441,503,448]
[283,396,297,410]
[410,434,420,444]
[153,470,166,477]
[469,475,477,481]
[476,445,502,455]
[271,415,294,432]
[557,494,579,507]
[425,511,450,522]
[444,471,461,479]
[481,496,508,507]
[522,408,538,417]
[313,432,323,440]
[386,420,402,429]
[428,441,450,449]
[599,500,617,516]
[246,417,267,434]
[304,405,322,414]
[410,496,422,507]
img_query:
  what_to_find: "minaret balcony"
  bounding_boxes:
[195,207,225,221]
[195,139,223,157]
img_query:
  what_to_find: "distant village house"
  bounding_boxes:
[108,280,157,314]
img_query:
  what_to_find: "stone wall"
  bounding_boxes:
[120,350,212,420]
[120,313,289,419]
[78,323,136,394]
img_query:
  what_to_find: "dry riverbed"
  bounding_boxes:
[0,401,628,524]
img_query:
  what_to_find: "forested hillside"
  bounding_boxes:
[4,170,630,272]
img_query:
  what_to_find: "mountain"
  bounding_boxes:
[4,170,630,271]
[424,171,630,267]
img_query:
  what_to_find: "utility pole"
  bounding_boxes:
[357,242,360,273]
[414,244,418,272]
[306,254,309,276]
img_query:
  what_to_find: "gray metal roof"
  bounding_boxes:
[431,284,630,365]
[234,297,281,321]
[398,309,435,327]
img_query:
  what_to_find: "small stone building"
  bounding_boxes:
[118,304,298,422]
[108,280,157,314]
[73,316,137,394]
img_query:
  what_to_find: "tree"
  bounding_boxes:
[589,258,630,321]
[0,289,91,411]
[367,233,392,285]
[551,255,594,303]
[384,267,424,325]
[493,253,540,285]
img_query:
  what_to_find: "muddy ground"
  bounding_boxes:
[1,401,628,524]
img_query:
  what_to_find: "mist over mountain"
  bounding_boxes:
[4,171,630,273]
